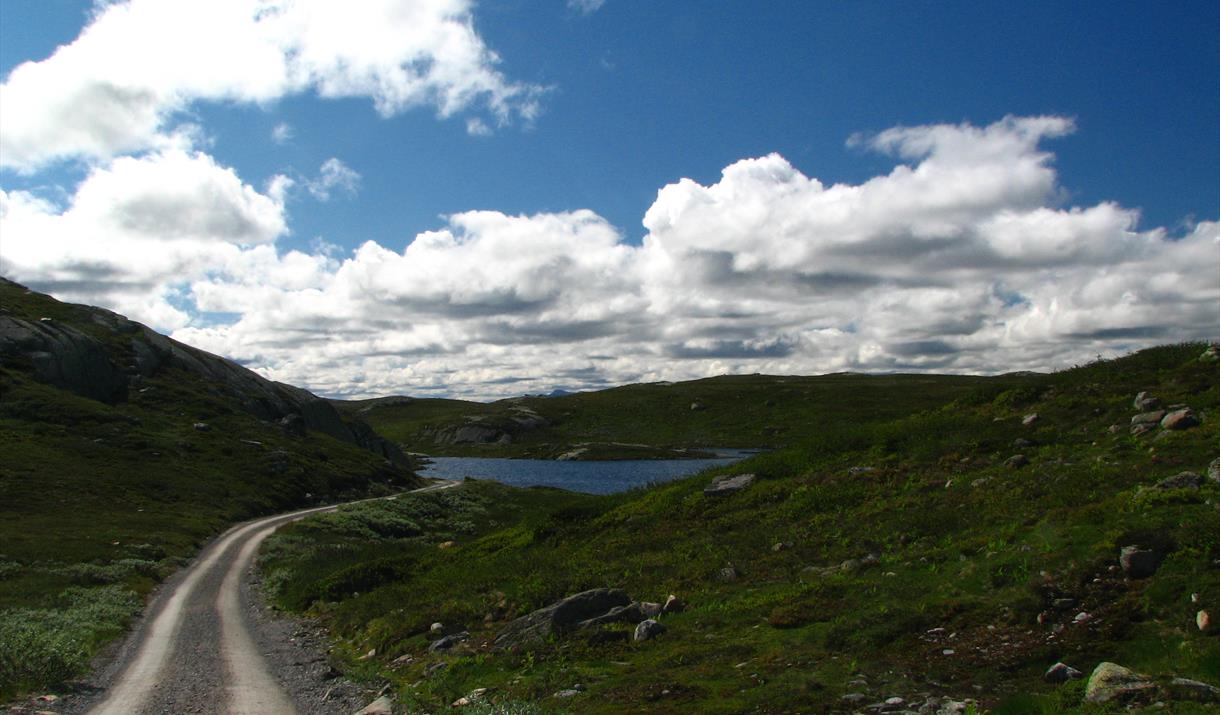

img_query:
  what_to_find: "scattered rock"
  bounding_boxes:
[848,466,877,475]
[634,619,667,641]
[662,594,685,614]
[452,688,488,707]
[355,695,394,715]
[840,693,869,706]
[1209,457,1220,483]
[554,689,582,699]
[1045,662,1084,683]
[1004,454,1029,469]
[1022,413,1040,426]
[1012,438,1036,449]
[1052,597,1078,610]
[429,622,444,635]
[1156,471,1203,490]
[1130,422,1157,436]
[1169,677,1220,702]
[772,541,792,552]
[1085,662,1156,703]
[704,473,756,496]
[1119,545,1161,578]
[437,540,457,550]
[575,602,644,629]
[1161,407,1200,431]
[428,631,469,652]
[1134,391,1162,411]
[357,648,376,660]
[639,601,663,618]
[193,422,211,432]
[717,566,739,582]
[1198,609,1214,634]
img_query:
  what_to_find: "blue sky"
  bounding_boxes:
[1,1,1217,399]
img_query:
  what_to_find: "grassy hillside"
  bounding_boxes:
[264,343,1220,713]
[346,372,1037,458]
[0,282,421,696]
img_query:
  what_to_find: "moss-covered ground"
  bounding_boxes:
[264,344,1219,713]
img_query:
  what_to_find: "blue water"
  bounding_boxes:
[419,450,756,495]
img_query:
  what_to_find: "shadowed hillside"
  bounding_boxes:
[0,279,422,696]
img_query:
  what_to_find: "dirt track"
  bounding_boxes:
[47,482,458,715]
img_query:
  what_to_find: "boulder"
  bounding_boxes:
[1130,422,1157,436]
[1156,471,1203,490]
[1131,410,1167,426]
[639,601,664,618]
[1045,662,1084,683]
[633,619,667,641]
[1133,391,1162,411]
[1119,546,1161,578]
[1198,609,1214,634]
[494,588,631,648]
[1161,408,1200,431]
[662,594,685,614]
[717,566,739,582]
[0,315,128,403]
[1084,662,1156,703]
[574,602,644,630]
[704,473,756,496]
[1170,677,1220,702]
[1004,454,1029,469]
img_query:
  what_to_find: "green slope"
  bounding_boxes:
[264,343,1220,713]
[347,372,1040,459]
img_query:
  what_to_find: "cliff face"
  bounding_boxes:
[0,277,406,464]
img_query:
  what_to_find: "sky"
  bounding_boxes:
[1,0,1217,401]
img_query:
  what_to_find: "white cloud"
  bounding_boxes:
[306,158,361,201]
[2,116,1215,399]
[0,0,544,170]
[271,122,294,145]
[568,0,607,15]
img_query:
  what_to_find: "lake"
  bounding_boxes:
[418,449,757,495]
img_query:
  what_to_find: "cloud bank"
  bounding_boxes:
[3,115,1214,399]
[0,0,543,170]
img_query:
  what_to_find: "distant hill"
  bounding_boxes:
[0,278,421,695]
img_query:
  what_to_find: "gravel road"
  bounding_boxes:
[40,481,458,715]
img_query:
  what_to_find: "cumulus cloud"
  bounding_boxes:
[2,116,1215,399]
[0,0,544,170]
[0,149,288,328]
[271,122,294,145]
[306,158,361,201]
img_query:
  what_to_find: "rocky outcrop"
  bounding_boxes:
[1084,662,1156,703]
[704,473,756,496]
[0,315,128,402]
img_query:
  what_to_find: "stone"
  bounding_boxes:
[840,693,869,706]
[704,473,756,496]
[1045,662,1084,683]
[574,602,644,629]
[1169,677,1220,702]
[1209,458,1220,483]
[1156,471,1203,490]
[355,695,394,715]
[690,401,706,411]
[1130,422,1157,436]
[1012,438,1036,449]
[772,541,792,552]
[1198,609,1214,633]
[430,622,444,635]
[662,594,685,613]
[1161,408,1200,431]
[1132,410,1167,425]
[554,689,582,699]
[634,618,667,641]
[1119,546,1161,578]
[1134,391,1162,411]
[437,541,457,550]
[717,566,739,582]
[1085,662,1156,703]
[1004,454,1029,469]
[193,422,211,432]
[428,631,469,652]
[1022,413,1040,426]
[639,601,663,618]
[452,688,488,707]
[495,588,631,648]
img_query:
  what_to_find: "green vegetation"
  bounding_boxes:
[346,372,1032,458]
[265,344,1220,713]
[0,281,419,696]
